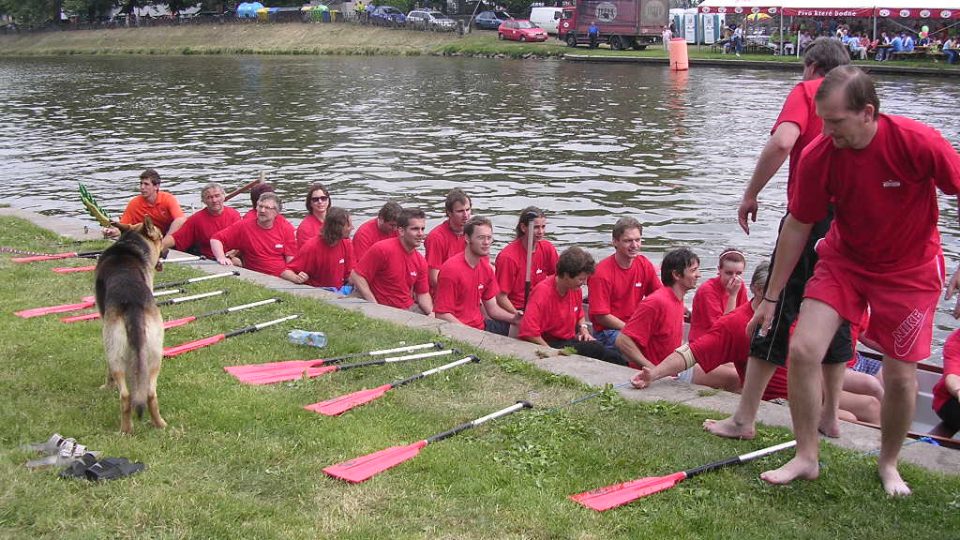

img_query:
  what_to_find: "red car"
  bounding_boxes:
[497,20,548,42]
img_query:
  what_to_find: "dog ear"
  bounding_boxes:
[111,221,133,234]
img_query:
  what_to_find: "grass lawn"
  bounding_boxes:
[0,216,958,538]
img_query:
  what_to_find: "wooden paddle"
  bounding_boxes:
[224,171,265,202]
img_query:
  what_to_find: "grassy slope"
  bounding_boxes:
[0,216,958,538]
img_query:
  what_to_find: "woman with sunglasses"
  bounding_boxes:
[297,183,331,249]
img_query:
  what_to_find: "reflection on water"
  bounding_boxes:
[1,55,959,359]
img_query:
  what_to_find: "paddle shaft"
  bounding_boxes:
[684,440,797,479]
[552,382,633,412]
[319,342,442,366]
[154,271,239,290]
[523,214,536,305]
[390,355,479,388]
[334,348,455,372]
[195,298,279,319]
[224,314,300,339]
[427,401,532,444]
[156,290,224,306]
[224,174,264,202]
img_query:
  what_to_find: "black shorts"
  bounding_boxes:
[548,339,627,366]
[936,397,960,432]
[749,209,853,367]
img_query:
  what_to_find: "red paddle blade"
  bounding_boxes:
[15,297,96,318]
[12,252,78,263]
[233,365,337,385]
[163,316,197,330]
[60,311,101,323]
[163,334,226,357]
[323,440,428,483]
[224,359,324,377]
[305,384,393,416]
[52,265,95,274]
[569,472,687,511]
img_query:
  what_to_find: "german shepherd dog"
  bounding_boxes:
[95,216,167,434]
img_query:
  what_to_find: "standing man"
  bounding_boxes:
[353,201,401,261]
[350,208,433,315]
[750,66,960,496]
[425,188,472,290]
[434,216,519,331]
[210,193,297,276]
[162,183,241,259]
[588,21,600,48]
[103,168,186,238]
[587,217,662,353]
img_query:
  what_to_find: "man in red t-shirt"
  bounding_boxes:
[494,207,559,323]
[210,193,297,276]
[616,248,700,369]
[587,217,662,352]
[163,183,241,259]
[932,330,960,438]
[281,207,354,289]
[353,201,401,261]
[425,188,472,290]
[103,168,186,238]
[350,208,433,314]
[435,216,520,331]
[752,66,960,496]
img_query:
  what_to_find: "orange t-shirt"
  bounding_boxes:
[119,191,185,234]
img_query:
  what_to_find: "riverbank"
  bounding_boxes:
[1,22,957,77]
[1,207,957,538]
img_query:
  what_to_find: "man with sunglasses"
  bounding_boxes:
[210,193,297,276]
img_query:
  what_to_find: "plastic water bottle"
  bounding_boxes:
[287,330,327,348]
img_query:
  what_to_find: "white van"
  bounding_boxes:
[529,6,562,35]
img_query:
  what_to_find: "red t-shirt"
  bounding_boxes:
[296,214,325,250]
[773,78,824,201]
[355,237,429,309]
[494,238,559,310]
[212,218,297,276]
[689,276,749,342]
[790,114,960,271]
[518,276,583,342]
[621,286,685,367]
[933,329,960,413]
[689,302,789,401]
[120,191,185,234]
[353,217,394,262]
[171,206,241,259]
[434,254,499,329]
[285,237,354,288]
[425,220,466,271]
[588,254,661,332]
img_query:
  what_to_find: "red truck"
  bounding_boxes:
[558,0,669,50]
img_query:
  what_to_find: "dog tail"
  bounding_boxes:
[125,307,149,419]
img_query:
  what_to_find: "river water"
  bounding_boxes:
[1,55,959,359]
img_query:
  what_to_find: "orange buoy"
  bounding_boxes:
[669,37,689,71]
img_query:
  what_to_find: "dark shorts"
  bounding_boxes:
[548,339,627,366]
[749,209,853,367]
[936,397,960,432]
[485,319,511,336]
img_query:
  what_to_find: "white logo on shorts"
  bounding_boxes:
[892,308,927,358]
[882,179,901,188]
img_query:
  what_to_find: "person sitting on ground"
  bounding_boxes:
[350,208,433,315]
[689,249,748,342]
[434,216,520,332]
[352,201,401,261]
[519,247,623,364]
[162,182,241,259]
[491,206,559,335]
[587,217,661,353]
[244,182,275,220]
[615,248,700,370]
[425,188,472,290]
[296,183,331,249]
[931,329,960,438]
[281,207,354,289]
[102,168,186,238]
[210,192,297,277]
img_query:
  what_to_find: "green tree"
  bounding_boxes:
[62,0,114,21]
[0,0,60,27]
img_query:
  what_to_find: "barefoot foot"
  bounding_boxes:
[760,456,819,485]
[817,417,840,438]
[703,417,756,440]
[878,464,911,497]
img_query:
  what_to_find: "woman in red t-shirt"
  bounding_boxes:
[297,183,332,249]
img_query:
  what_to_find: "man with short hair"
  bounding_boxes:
[162,183,241,259]
[425,188,472,289]
[751,66,960,496]
[351,208,433,315]
[587,217,661,352]
[616,248,700,370]
[435,216,519,331]
[210,192,297,276]
[353,201,402,261]
[103,168,186,238]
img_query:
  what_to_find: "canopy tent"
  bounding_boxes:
[697,0,959,18]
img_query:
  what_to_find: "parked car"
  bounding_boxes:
[473,10,511,30]
[407,10,457,31]
[529,6,562,35]
[370,5,406,26]
[497,19,548,42]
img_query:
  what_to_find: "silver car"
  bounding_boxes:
[407,10,458,31]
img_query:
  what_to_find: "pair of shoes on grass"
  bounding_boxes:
[24,435,100,470]
[59,456,146,481]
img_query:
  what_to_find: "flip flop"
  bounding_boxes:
[84,457,146,481]
[58,453,99,479]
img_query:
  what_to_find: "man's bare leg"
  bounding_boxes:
[693,363,742,393]
[762,299,841,485]
[818,362,846,438]
[877,356,917,497]
[704,356,776,440]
